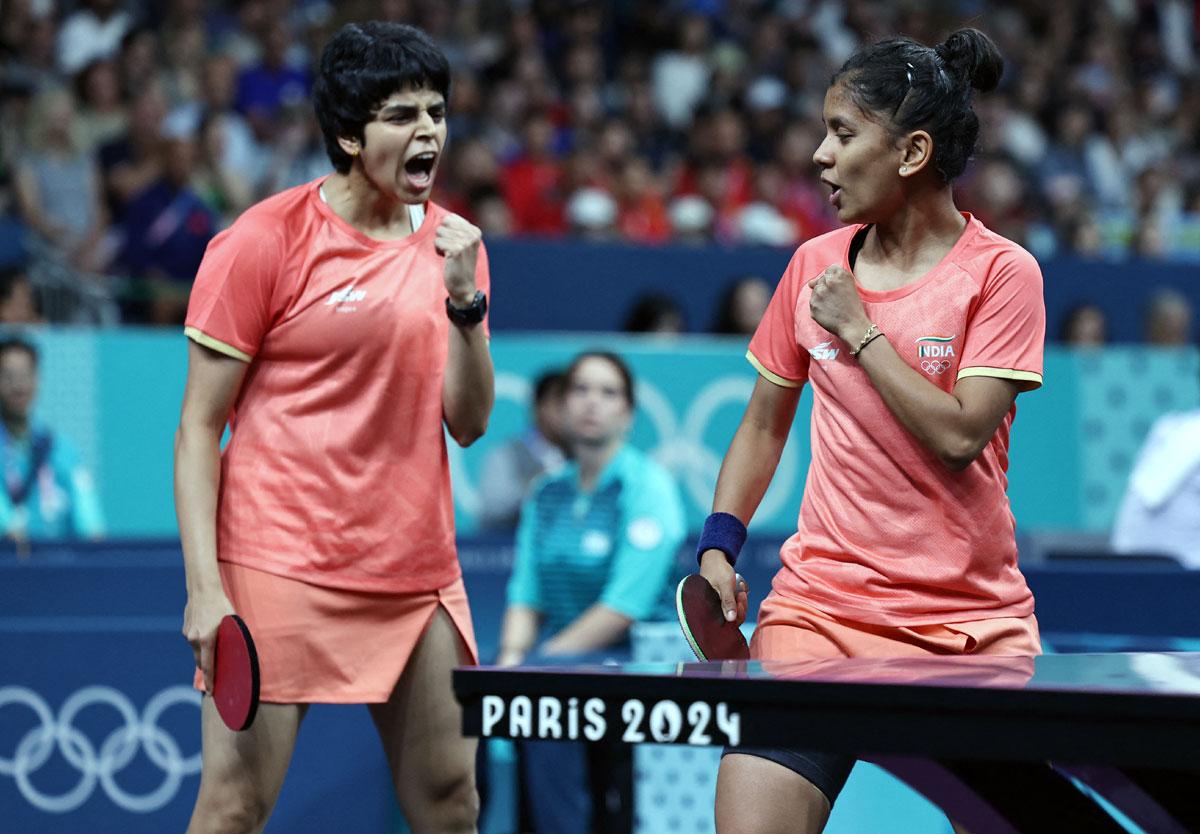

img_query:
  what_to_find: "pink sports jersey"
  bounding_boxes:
[185,177,490,593]
[748,214,1043,626]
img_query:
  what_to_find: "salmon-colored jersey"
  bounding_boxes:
[184,177,490,593]
[747,214,1043,626]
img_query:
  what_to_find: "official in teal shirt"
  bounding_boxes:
[500,351,685,663]
[507,444,684,642]
[497,351,685,834]
[0,337,104,541]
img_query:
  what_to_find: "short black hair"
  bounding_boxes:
[0,336,38,367]
[622,293,686,334]
[533,369,567,404]
[565,351,636,409]
[312,22,451,175]
[832,28,1003,183]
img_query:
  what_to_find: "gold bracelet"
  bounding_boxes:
[850,323,883,356]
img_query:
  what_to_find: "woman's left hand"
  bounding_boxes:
[808,265,871,345]
[436,213,482,305]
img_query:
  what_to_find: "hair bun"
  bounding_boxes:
[935,28,1003,93]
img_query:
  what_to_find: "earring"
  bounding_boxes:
[900,166,909,174]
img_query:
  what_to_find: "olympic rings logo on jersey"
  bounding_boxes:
[920,359,952,375]
[0,685,201,814]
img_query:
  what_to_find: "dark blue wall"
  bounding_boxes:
[485,239,1198,343]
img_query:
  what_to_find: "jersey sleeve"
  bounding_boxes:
[746,250,810,388]
[184,216,285,362]
[506,483,544,611]
[957,247,1045,391]
[600,462,687,621]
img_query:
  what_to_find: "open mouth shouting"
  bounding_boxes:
[403,150,439,192]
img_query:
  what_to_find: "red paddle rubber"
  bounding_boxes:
[214,614,260,731]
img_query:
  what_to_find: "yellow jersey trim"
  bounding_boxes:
[184,327,253,363]
[746,350,803,388]
[956,366,1042,389]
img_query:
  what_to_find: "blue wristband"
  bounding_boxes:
[696,512,747,568]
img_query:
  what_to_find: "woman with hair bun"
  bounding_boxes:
[695,29,1045,832]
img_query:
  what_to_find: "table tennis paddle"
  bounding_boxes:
[213,614,260,731]
[676,574,750,662]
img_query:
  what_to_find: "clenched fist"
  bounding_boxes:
[808,265,871,345]
[436,213,482,305]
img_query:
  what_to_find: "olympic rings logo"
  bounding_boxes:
[920,359,952,374]
[0,685,201,814]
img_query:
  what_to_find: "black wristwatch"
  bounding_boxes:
[445,291,487,327]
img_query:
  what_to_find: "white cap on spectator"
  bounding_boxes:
[746,76,788,111]
[566,188,617,230]
[736,203,796,247]
[668,195,714,234]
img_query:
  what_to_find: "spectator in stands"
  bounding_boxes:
[1111,371,1200,567]
[497,351,685,833]
[0,266,44,325]
[713,274,772,336]
[477,369,567,532]
[116,26,159,103]
[0,337,104,542]
[623,292,686,334]
[468,185,514,237]
[261,101,331,195]
[1143,289,1194,345]
[235,20,311,142]
[116,122,216,324]
[98,82,166,216]
[1058,302,1108,347]
[14,87,112,272]
[502,109,565,235]
[73,58,127,152]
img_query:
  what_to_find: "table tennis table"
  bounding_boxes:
[454,652,1200,834]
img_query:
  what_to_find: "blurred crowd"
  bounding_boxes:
[0,0,1197,326]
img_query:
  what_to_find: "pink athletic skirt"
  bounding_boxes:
[193,561,478,703]
[751,590,1041,660]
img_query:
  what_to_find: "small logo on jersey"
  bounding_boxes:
[916,335,955,374]
[809,341,840,361]
[915,335,956,358]
[581,530,612,558]
[627,517,664,550]
[327,283,367,311]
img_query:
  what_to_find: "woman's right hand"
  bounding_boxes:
[699,550,749,625]
[182,589,235,693]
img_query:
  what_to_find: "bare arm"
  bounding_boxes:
[437,213,494,446]
[541,604,633,656]
[496,604,541,666]
[700,376,802,620]
[853,338,1020,470]
[174,340,248,690]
